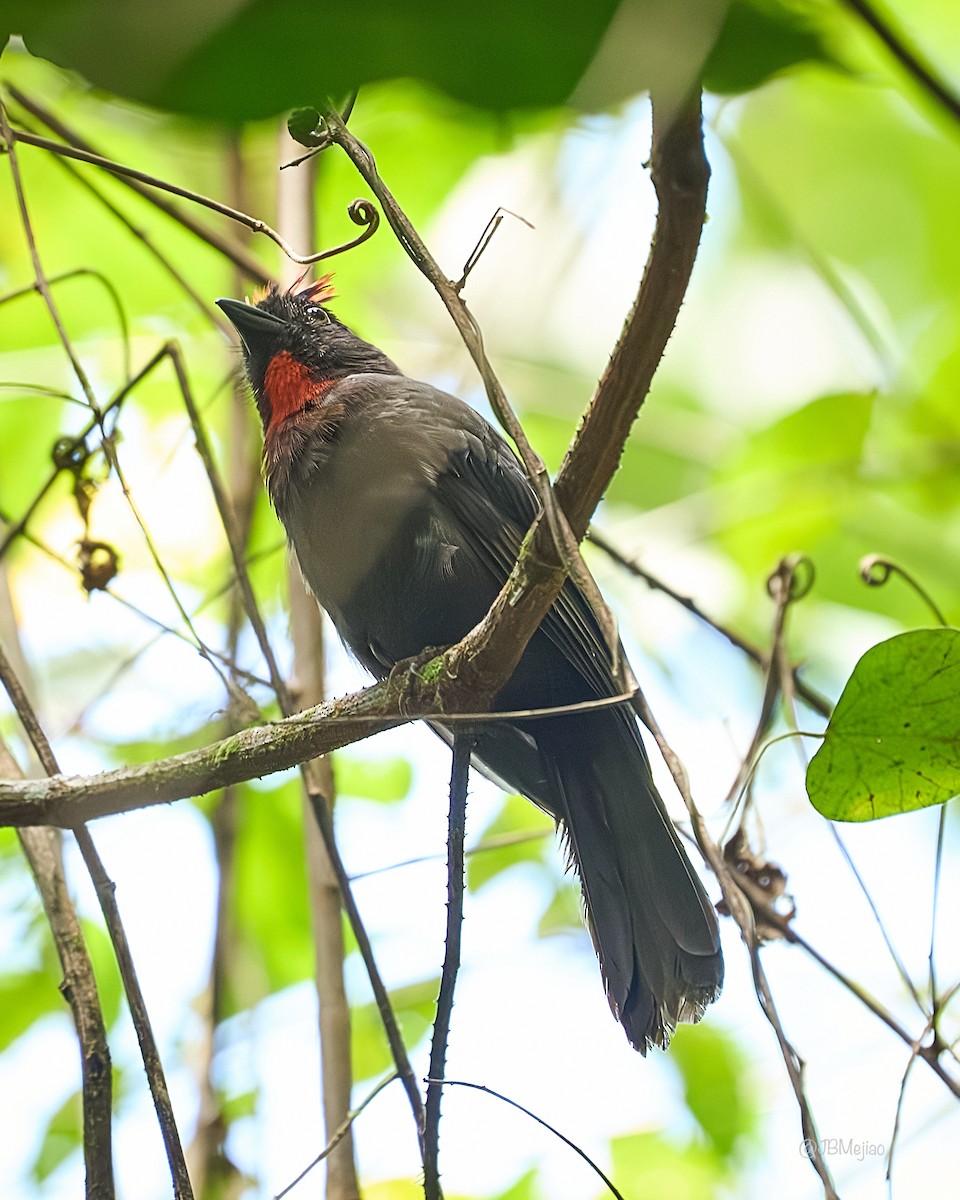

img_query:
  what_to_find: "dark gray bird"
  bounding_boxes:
[217,278,723,1052]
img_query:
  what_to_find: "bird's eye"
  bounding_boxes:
[305,305,329,324]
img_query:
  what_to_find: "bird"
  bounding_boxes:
[216,277,723,1053]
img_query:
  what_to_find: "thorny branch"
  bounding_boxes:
[424,730,474,1200]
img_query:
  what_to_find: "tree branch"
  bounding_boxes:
[423,729,473,1200]
[4,744,115,1199]
[0,87,713,858]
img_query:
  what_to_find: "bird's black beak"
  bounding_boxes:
[216,297,288,358]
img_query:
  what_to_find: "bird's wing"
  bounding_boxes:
[431,398,621,704]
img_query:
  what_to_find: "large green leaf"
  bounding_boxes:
[806,628,960,821]
[5,0,845,122]
[703,0,836,94]
[670,1024,756,1161]
[11,0,620,121]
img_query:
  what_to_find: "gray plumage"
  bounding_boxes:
[217,287,723,1052]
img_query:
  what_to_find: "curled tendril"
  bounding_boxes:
[304,199,380,266]
[766,554,815,605]
[859,554,947,626]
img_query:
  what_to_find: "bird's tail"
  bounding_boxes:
[542,710,723,1053]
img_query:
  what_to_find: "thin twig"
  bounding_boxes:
[307,792,426,1138]
[276,1072,398,1199]
[5,117,379,272]
[320,104,620,669]
[276,139,361,1199]
[859,554,948,627]
[6,85,273,286]
[1,735,115,1199]
[13,123,230,333]
[762,911,960,1100]
[0,643,192,1197]
[749,946,839,1200]
[178,297,420,1157]
[72,826,194,1198]
[427,1080,626,1200]
[723,556,809,815]
[885,1053,917,1195]
[454,206,534,292]
[0,266,133,379]
[930,805,948,1038]
[169,342,292,710]
[589,528,833,718]
[839,0,960,126]
[0,102,100,410]
[424,730,474,1200]
[629,686,839,1198]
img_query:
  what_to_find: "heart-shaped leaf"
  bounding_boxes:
[806,628,960,821]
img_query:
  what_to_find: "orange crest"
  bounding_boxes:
[289,272,337,304]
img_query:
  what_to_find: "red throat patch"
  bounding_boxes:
[263,351,333,427]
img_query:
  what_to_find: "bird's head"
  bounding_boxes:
[216,277,398,434]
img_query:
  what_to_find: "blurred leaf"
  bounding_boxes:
[350,978,438,1082]
[806,628,960,821]
[610,1130,723,1200]
[490,1169,539,1200]
[362,1181,424,1200]
[0,393,67,519]
[14,0,620,121]
[467,792,553,892]
[714,393,875,586]
[670,1024,757,1160]
[221,1087,258,1122]
[537,881,583,938]
[79,918,123,1032]
[0,970,63,1052]
[31,1088,82,1184]
[104,720,221,767]
[704,0,836,95]
[334,752,413,804]
[228,779,313,1012]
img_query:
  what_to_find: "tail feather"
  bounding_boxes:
[543,715,723,1053]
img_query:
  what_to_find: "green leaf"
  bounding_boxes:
[350,978,438,1082]
[610,1130,723,1200]
[670,1024,756,1160]
[0,971,63,1052]
[492,1168,539,1200]
[79,918,123,1032]
[703,0,836,95]
[466,792,553,892]
[536,881,582,937]
[15,0,620,121]
[32,1089,82,1184]
[333,752,413,804]
[228,780,314,1012]
[806,628,960,821]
